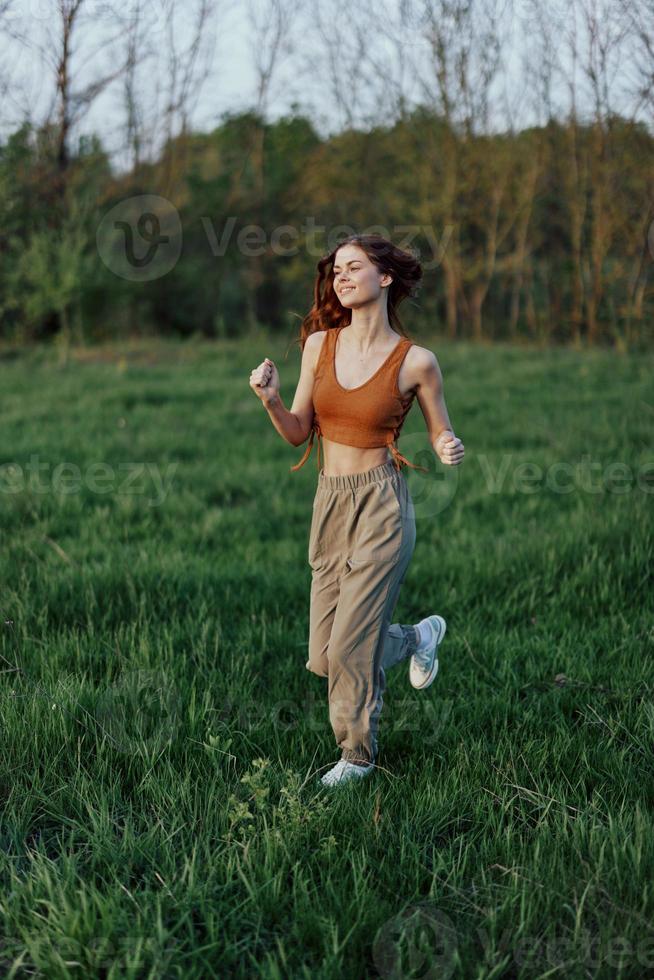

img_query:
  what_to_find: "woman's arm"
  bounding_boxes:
[249,332,323,448]
[411,347,465,465]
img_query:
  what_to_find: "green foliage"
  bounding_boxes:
[1,109,653,349]
[0,123,111,351]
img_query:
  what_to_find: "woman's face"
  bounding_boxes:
[332,245,391,307]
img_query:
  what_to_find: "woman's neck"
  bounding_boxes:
[342,312,396,353]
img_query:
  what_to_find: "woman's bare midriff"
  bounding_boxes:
[319,439,395,477]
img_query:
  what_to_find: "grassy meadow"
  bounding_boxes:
[0,333,653,979]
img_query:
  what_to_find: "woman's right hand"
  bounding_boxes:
[249,357,280,403]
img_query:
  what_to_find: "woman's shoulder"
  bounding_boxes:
[304,329,332,375]
[400,342,442,390]
[404,341,440,367]
[305,327,339,346]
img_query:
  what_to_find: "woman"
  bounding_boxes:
[250,234,464,787]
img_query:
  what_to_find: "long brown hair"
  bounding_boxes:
[294,234,423,351]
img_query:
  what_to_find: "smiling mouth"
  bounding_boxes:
[340,287,355,293]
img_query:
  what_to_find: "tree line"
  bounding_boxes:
[0,0,652,353]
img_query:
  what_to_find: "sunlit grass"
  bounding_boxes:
[0,334,652,979]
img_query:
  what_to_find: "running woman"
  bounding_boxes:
[250,234,464,786]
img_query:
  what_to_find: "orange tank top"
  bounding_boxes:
[290,326,428,473]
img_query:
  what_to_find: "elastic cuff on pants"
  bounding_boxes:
[403,623,419,657]
[341,750,375,766]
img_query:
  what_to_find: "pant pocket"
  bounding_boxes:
[350,479,403,563]
[308,490,326,569]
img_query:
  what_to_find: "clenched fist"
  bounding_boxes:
[249,357,280,403]
[435,430,465,465]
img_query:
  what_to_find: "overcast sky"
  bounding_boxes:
[0,0,648,171]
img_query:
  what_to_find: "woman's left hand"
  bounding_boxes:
[435,430,465,465]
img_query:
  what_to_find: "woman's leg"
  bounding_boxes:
[305,482,348,677]
[306,561,340,677]
[308,568,417,679]
[381,618,419,671]
[323,465,416,765]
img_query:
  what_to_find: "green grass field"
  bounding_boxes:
[0,334,652,979]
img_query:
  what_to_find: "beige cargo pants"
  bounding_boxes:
[305,459,418,766]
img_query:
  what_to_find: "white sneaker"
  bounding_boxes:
[409,615,446,689]
[320,758,374,787]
